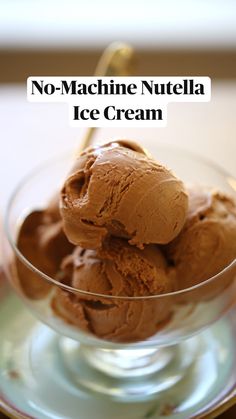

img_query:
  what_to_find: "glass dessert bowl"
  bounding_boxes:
[3,144,236,408]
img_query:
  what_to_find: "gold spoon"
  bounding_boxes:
[78,42,135,153]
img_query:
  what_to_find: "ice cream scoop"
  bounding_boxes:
[60,140,188,249]
[51,238,176,342]
[16,198,74,299]
[165,187,236,289]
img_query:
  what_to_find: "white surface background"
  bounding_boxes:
[0,0,236,49]
[0,81,236,215]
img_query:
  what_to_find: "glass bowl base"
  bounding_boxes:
[1,293,236,419]
[59,337,201,401]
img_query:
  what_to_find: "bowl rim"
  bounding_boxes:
[4,142,236,301]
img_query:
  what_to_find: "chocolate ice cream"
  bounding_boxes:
[60,140,188,249]
[51,238,176,342]
[165,187,236,289]
[14,137,236,344]
[16,196,74,299]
